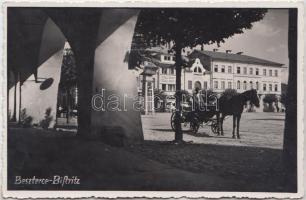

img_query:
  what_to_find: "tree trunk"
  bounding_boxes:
[174,42,183,141]
[66,87,70,124]
[283,8,297,192]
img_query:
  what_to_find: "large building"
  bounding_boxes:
[135,47,285,112]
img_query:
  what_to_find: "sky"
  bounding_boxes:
[204,9,289,83]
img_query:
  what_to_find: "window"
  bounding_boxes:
[164,56,171,61]
[168,84,175,91]
[214,65,218,72]
[275,70,278,77]
[170,68,175,75]
[256,82,259,90]
[194,67,202,73]
[275,84,278,92]
[221,81,225,89]
[214,81,218,89]
[243,81,247,90]
[256,68,259,75]
[269,70,272,76]
[250,68,253,75]
[243,67,247,75]
[228,66,232,73]
[188,81,192,90]
[162,68,167,74]
[250,81,253,89]
[203,81,208,89]
[237,81,241,89]
[228,82,232,89]
[221,65,225,73]
[237,66,241,74]
[263,69,267,76]
[263,84,266,91]
[162,84,166,91]
[269,84,272,91]
[152,78,155,89]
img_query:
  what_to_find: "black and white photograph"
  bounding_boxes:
[2,2,303,198]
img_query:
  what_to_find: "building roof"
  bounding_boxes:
[193,50,283,67]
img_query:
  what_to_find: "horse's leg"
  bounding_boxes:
[216,112,220,135]
[220,113,225,136]
[232,115,236,138]
[237,114,241,139]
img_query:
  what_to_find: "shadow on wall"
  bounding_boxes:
[19,108,33,128]
[18,107,54,129]
[40,78,54,90]
[40,107,53,129]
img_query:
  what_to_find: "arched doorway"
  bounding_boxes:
[194,81,202,90]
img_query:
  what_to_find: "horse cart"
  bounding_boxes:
[170,110,219,134]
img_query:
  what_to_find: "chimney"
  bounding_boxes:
[236,52,243,55]
[213,48,218,52]
[226,50,232,54]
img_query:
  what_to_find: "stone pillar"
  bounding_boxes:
[91,9,143,145]
[19,18,66,128]
[8,71,20,121]
[145,81,148,115]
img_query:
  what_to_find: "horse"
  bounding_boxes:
[217,89,260,139]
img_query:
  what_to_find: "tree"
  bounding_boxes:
[263,94,277,112]
[134,8,267,142]
[263,94,277,104]
[283,9,297,192]
[59,48,77,123]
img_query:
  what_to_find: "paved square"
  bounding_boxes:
[141,112,285,149]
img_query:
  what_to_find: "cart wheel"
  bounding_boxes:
[170,112,176,131]
[211,121,219,134]
[171,112,183,131]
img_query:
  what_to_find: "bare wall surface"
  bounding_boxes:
[92,9,144,143]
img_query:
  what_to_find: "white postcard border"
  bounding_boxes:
[1,0,304,199]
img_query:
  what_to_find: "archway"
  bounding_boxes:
[194,81,202,90]
[55,42,79,130]
[7,9,67,128]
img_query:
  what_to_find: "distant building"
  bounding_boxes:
[135,47,285,112]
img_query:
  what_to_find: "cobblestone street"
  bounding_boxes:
[141,112,285,149]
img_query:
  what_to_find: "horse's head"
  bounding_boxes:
[249,89,260,107]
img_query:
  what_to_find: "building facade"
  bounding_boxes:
[135,48,284,112]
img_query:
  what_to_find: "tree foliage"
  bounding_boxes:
[60,48,77,88]
[135,8,267,49]
[263,94,277,104]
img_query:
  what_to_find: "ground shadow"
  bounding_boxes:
[7,127,294,192]
[184,131,213,138]
[150,128,174,132]
[125,140,290,192]
[253,118,285,121]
